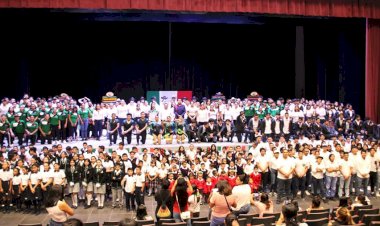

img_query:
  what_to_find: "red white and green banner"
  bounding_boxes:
[147,91,192,105]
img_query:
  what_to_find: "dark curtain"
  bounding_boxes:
[0,0,379,19]
[366,19,380,123]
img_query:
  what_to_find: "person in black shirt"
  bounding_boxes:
[108,113,119,146]
[135,112,148,145]
[121,113,134,145]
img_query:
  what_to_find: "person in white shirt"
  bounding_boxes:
[276,149,295,204]
[325,153,339,200]
[311,156,326,199]
[293,151,309,199]
[92,104,104,140]
[338,152,353,198]
[356,150,371,196]
[0,162,13,213]
[121,168,136,211]
[232,174,252,215]
[269,150,281,195]
[256,148,270,192]
[134,166,146,206]
[368,148,379,197]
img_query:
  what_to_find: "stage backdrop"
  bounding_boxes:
[147,91,192,104]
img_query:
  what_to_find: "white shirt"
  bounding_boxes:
[325,160,339,177]
[92,110,104,120]
[52,170,66,185]
[339,159,353,178]
[255,155,269,172]
[29,172,42,185]
[269,157,281,170]
[147,166,158,176]
[232,184,252,210]
[12,175,22,185]
[311,162,325,179]
[357,156,371,178]
[123,175,136,193]
[197,109,209,123]
[0,169,13,181]
[294,158,309,177]
[117,105,129,118]
[41,170,53,183]
[244,163,255,175]
[277,157,295,180]
[264,119,272,134]
[21,173,30,186]
[134,174,145,187]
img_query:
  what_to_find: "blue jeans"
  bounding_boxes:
[270,169,278,192]
[80,118,89,139]
[338,176,351,197]
[211,215,226,226]
[49,219,63,226]
[94,120,103,139]
[356,177,369,196]
[325,176,338,198]
[312,177,325,197]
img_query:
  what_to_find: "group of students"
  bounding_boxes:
[0,92,379,148]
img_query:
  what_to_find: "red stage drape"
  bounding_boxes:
[0,0,380,19]
[366,19,380,123]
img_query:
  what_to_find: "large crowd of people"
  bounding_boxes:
[0,93,379,226]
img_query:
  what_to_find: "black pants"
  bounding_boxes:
[26,134,37,146]
[370,171,378,192]
[41,134,52,145]
[312,177,325,197]
[59,120,67,141]
[236,131,244,142]
[51,125,59,141]
[124,192,135,210]
[109,132,118,144]
[187,131,198,143]
[136,132,146,145]
[15,132,24,146]
[292,176,306,198]
[69,123,78,138]
[94,120,103,139]
[277,178,292,201]
[135,187,144,206]
[261,171,270,192]
[122,133,132,145]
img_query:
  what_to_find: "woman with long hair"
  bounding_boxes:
[171,177,193,223]
[330,207,355,226]
[276,203,307,226]
[251,193,274,217]
[209,180,237,226]
[154,179,173,221]
[46,185,74,226]
[188,184,201,217]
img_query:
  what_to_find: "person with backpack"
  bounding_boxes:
[154,179,173,221]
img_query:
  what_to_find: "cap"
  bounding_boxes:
[15,113,22,117]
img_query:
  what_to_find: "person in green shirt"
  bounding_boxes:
[49,108,60,143]
[68,106,81,141]
[58,105,68,142]
[39,114,52,145]
[78,104,91,140]
[244,101,255,123]
[18,105,28,122]
[25,115,39,146]
[268,103,280,117]
[26,104,40,121]
[6,108,15,123]
[11,113,25,146]
[0,114,11,147]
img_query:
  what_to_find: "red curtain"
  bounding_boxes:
[0,0,380,19]
[366,19,380,123]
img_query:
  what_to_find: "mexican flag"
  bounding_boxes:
[147,91,192,105]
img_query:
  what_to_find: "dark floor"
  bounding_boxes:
[2,194,379,226]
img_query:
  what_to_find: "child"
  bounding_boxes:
[111,163,124,209]
[211,170,219,186]
[250,165,262,193]
[227,170,237,188]
[168,173,175,191]
[188,185,201,217]
[29,164,42,215]
[189,173,197,185]
[65,159,80,209]
[0,162,13,213]
[195,172,205,204]
[121,168,136,211]
[219,171,228,181]
[12,168,22,212]
[136,204,153,220]
[203,177,214,204]
[20,166,31,213]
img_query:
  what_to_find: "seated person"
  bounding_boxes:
[350,194,370,210]
[276,203,308,226]
[306,196,324,214]
[250,193,274,217]
[329,207,355,226]
[136,204,153,221]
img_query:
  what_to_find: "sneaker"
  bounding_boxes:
[376,193,380,197]
[305,191,311,196]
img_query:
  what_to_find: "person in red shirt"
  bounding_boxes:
[168,173,175,191]
[250,165,262,193]
[189,173,197,185]
[219,171,229,181]
[211,170,219,186]
[203,177,214,204]
[227,170,237,188]
[195,172,206,204]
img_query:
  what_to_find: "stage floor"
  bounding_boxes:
[3,195,378,225]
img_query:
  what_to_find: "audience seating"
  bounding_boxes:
[190,217,208,224]
[354,205,373,215]
[83,223,100,226]
[136,219,155,226]
[158,219,176,226]
[263,212,281,221]
[237,218,247,226]
[358,209,380,221]
[306,212,330,220]
[161,223,187,226]
[310,209,330,214]
[240,213,257,226]
[103,222,119,226]
[251,216,276,226]
[305,218,329,226]
[192,221,211,226]
[18,224,43,226]
[362,214,380,226]
[370,221,380,226]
